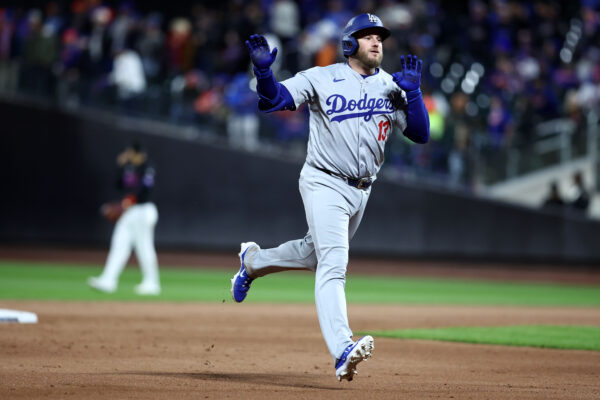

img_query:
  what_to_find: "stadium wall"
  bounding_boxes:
[2,98,599,263]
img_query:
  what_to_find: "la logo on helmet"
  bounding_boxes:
[368,14,377,23]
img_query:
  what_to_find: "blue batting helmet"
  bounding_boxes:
[341,13,391,57]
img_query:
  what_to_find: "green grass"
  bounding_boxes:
[3,261,599,351]
[363,325,600,351]
[1,260,600,306]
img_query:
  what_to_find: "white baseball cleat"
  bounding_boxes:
[87,277,117,293]
[335,336,374,381]
[134,282,161,296]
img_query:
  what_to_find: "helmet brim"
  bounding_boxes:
[351,26,391,41]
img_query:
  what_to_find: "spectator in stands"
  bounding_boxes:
[269,0,301,71]
[576,64,600,111]
[542,181,565,212]
[193,74,226,127]
[169,69,205,124]
[164,17,195,76]
[109,1,138,57]
[55,27,87,107]
[20,9,58,97]
[445,92,471,187]
[487,95,513,149]
[220,29,246,76]
[224,72,259,151]
[189,5,221,76]
[137,12,165,85]
[566,171,591,215]
[84,6,113,106]
[110,35,146,114]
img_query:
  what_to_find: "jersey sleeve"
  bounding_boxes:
[402,89,430,144]
[280,68,318,108]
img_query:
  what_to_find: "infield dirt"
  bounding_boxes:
[1,300,599,399]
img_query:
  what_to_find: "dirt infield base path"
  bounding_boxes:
[1,301,599,399]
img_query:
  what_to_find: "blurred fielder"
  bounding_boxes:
[88,142,161,295]
[231,13,430,381]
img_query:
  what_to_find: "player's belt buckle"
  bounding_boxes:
[353,177,372,190]
[357,178,370,189]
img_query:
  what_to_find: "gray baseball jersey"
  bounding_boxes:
[281,62,407,179]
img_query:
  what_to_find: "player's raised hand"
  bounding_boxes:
[245,34,278,71]
[392,55,422,92]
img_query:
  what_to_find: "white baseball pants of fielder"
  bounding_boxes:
[98,202,160,288]
[246,163,371,360]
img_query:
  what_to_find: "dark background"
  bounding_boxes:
[2,98,599,263]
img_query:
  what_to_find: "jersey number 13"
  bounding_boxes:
[378,120,390,142]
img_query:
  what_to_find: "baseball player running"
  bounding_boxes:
[88,143,161,295]
[231,13,429,381]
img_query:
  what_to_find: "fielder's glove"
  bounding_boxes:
[100,201,124,223]
[100,195,136,223]
[392,55,422,92]
[245,34,278,71]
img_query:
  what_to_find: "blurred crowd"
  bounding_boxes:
[1,0,599,189]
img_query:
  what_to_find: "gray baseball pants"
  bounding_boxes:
[246,163,371,361]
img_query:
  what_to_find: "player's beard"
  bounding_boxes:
[355,45,383,69]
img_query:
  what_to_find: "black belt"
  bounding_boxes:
[315,166,373,190]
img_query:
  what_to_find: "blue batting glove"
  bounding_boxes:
[245,34,278,71]
[392,55,422,92]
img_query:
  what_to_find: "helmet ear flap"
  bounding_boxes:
[342,35,358,57]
